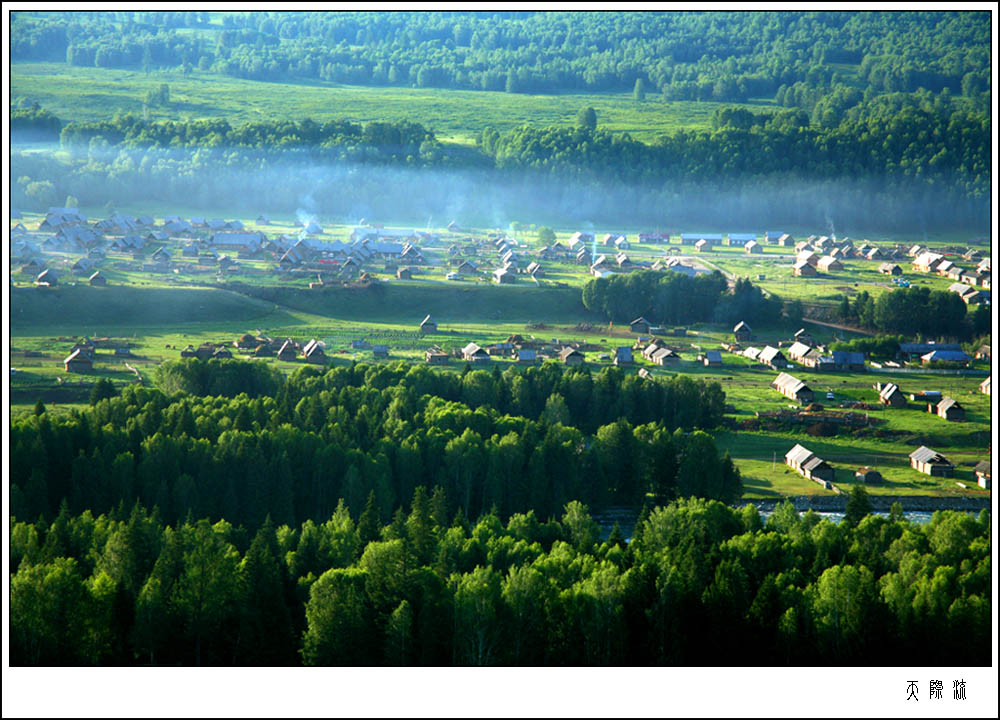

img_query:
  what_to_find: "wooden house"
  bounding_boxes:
[425,349,449,365]
[772,372,814,404]
[515,349,537,365]
[277,340,299,361]
[630,317,651,334]
[372,345,389,359]
[396,267,412,280]
[980,376,991,396]
[35,269,58,287]
[88,271,107,287]
[702,351,722,367]
[64,348,93,373]
[493,268,516,284]
[558,347,585,365]
[817,256,843,272]
[462,343,490,363]
[933,397,965,421]
[785,444,835,488]
[758,346,788,369]
[613,347,634,366]
[419,315,437,333]
[909,446,954,477]
[302,339,327,364]
[733,321,752,343]
[745,240,763,254]
[878,262,902,276]
[650,348,680,366]
[793,261,817,277]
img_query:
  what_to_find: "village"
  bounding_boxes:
[9,206,993,501]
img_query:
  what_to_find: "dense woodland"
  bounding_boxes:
[11,361,735,529]
[10,494,991,666]
[837,286,991,341]
[12,12,991,107]
[582,272,783,327]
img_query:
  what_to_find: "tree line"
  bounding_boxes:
[9,495,991,665]
[582,272,783,327]
[11,360,735,531]
[480,99,989,200]
[13,12,990,113]
[837,286,990,341]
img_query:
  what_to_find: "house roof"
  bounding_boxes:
[936,397,961,412]
[879,383,902,400]
[832,350,865,366]
[787,342,813,359]
[558,347,584,360]
[785,444,815,465]
[420,315,435,326]
[462,342,485,356]
[921,350,971,363]
[899,343,962,354]
[773,372,810,395]
[909,446,951,465]
[734,321,751,332]
[758,346,785,364]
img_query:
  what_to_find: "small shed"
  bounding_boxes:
[974,461,991,490]
[934,397,965,421]
[425,349,449,365]
[372,345,390,359]
[855,467,883,484]
[702,351,722,367]
[396,267,412,280]
[88,271,107,287]
[878,383,906,407]
[980,376,991,396]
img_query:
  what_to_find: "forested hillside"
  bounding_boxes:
[12,11,991,107]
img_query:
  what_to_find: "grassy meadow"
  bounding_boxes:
[11,61,773,145]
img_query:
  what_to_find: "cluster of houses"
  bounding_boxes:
[785,443,989,491]
[179,334,329,363]
[61,337,133,373]
[910,247,991,304]
[728,323,867,373]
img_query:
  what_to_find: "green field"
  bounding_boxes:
[11,61,772,145]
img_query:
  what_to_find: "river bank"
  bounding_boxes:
[737,494,991,513]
